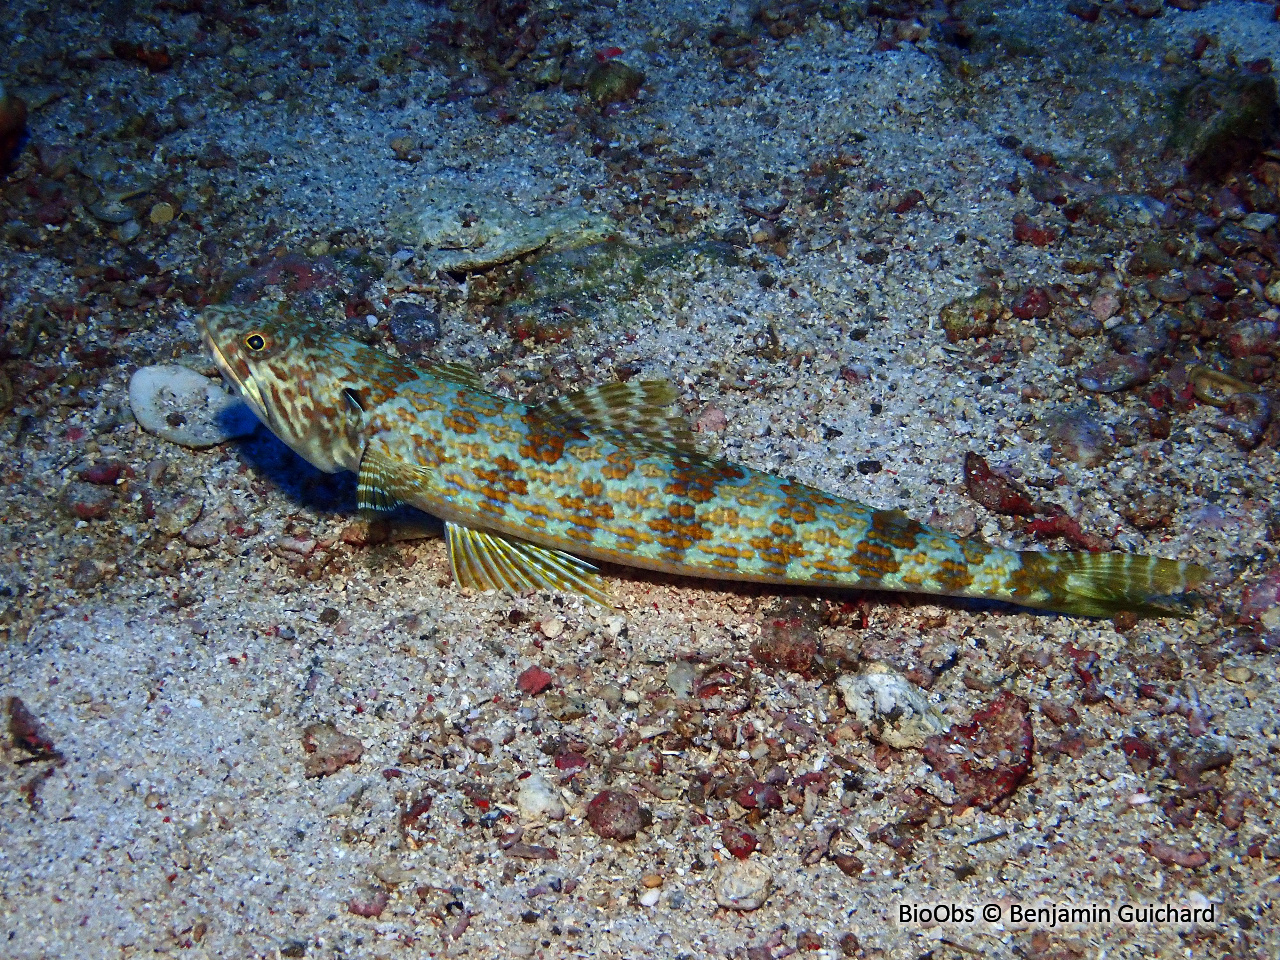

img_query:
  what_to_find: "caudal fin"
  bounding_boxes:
[1028,551,1208,618]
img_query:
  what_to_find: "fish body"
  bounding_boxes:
[198,304,1206,617]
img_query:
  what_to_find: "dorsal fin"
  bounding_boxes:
[424,360,487,391]
[531,380,716,461]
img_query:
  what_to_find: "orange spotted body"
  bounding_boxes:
[199,304,1206,616]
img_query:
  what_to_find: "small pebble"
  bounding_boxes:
[837,664,949,749]
[457,75,493,97]
[151,492,204,536]
[938,290,999,342]
[347,890,388,918]
[1108,321,1169,360]
[300,723,364,778]
[63,482,114,520]
[1127,240,1176,275]
[389,136,421,162]
[387,302,440,352]
[115,220,142,243]
[516,773,566,821]
[1090,292,1121,322]
[1216,392,1272,449]
[1262,276,1280,305]
[1063,311,1102,338]
[715,859,772,911]
[69,558,105,589]
[540,617,565,639]
[1222,665,1252,683]
[87,199,134,224]
[1011,287,1051,320]
[149,202,175,225]
[373,858,408,887]
[721,822,759,859]
[1077,354,1150,393]
[665,660,697,699]
[1240,212,1277,232]
[1149,278,1189,303]
[638,888,660,907]
[78,461,127,485]
[586,790,644,841]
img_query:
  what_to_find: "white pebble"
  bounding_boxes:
[516,773,565,821]
[715,859,772,911]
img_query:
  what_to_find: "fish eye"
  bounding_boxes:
[245,333,267,351]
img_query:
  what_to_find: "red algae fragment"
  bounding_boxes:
[751,597,822,677]
[1011,287,1052,319]
[1022,514,1112,552]
[963,452,1036,516]
[516,665,555,695]
[554,751,589,774]
[1012,213,1057,246]
[922,692,1033,811]
[722,822,759,859]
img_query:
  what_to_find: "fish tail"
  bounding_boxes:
[1019,550,1208,618]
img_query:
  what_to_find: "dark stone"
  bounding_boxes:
[1127,240,1178,275]
[1164,73,1280,181]
[387,302,441,353]
[1078,353,1151,393]
[1107,319,1171,360]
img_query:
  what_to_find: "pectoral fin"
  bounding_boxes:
[357,448,436,513]
[446,522,612,607]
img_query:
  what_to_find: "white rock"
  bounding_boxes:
[638,888,660,907]
[516,773,565,821]
[836,663,950,749]
[129,364,259,448]
[714,859,772,911]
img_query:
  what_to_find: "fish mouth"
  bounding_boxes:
[198,314,271,427]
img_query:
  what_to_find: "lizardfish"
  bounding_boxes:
[198,303,1206,617]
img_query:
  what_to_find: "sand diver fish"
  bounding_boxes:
[198,303,1206,617]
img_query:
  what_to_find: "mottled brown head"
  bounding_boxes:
[198,303,369,473]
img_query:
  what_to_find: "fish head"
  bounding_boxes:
[198,303,370,473]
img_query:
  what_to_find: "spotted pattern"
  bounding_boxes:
[199,304,1207,616]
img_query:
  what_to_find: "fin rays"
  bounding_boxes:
[424,360,488,391]
[531,380,716,462]
[1039,551,1208,618]
[447,522,613,606]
